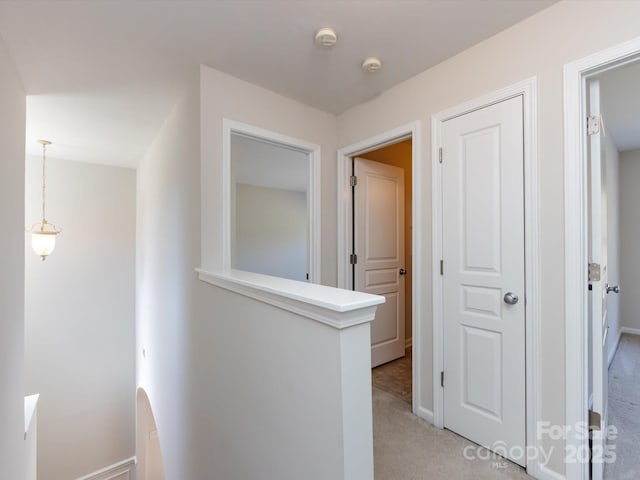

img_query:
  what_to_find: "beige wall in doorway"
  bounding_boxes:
[360,139,413,347]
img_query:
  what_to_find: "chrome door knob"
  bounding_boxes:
[606,284,620,294]
[399,268,407,276]
[504,292,519,305]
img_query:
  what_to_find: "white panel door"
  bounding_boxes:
[354,158,405,368]
[442,96,526,466]
[587,79,609,480]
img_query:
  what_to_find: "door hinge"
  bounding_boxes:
[349,175,358,187]
[349,253,358,265]
[588,262,601,282]
[587,115,601,136]
[441,371,445,387]
[439,147,443,164]
[589,409,602,431]
[440,260,444,275]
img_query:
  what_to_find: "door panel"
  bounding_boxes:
[462,325,502,419]
[442,96,526,466]
[354,158,405,367]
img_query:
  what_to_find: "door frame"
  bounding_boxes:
[337,121,422,417]
[564,36,640,480]
[432,77,541,476]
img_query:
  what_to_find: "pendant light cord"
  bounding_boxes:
[41,141,47,226]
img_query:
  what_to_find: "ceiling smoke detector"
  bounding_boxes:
[314,27,338,48]
[362,57,382,73]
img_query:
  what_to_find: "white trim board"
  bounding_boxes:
[222,119,322,283]
[336,121,423,419]
[74,457,136,480]
[197,268,384,329]
[431,77,543,478]
[608,329,622,368]
[620,326,640,336]
[563,35,640,480]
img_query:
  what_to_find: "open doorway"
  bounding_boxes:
[337,124,421,414]
[586,60,640,480]
[564,38,640,480]
[351,140,413,404]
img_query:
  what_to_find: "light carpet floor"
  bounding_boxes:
[373,387,531,480]
[604,333,640,479]
[372,349,412,404]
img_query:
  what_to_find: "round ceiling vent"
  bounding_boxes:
[362,57,382,73]
[315,27,338,48]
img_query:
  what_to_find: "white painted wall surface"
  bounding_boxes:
[200,65,337,285]
[25,156,136,480]
[191,281,374,480]
[336,1,640,474]
[139,65,377,480]
[0,36,26,480]
[620,149,640,332]
[604,134,621,364]
[235,184,307,281]
[137,72,201,480]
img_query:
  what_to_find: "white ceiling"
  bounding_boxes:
[600,61,640,153]
[0,1,556,168]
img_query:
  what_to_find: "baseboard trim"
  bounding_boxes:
[74,457,136,480]
[405,337,412,350]
[621,326,640,336]
[416,406,434,424]
[608,329,622,367]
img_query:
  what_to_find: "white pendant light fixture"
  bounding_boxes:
[29,140,60,261]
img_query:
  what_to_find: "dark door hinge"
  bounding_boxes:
[350,253,358,265]
[440,260,444,275]
[441,371,445,387]
[350,175,357,187]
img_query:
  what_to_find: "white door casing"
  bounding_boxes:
[441,96,526,466]
[587,79,609,480]
[354,157,405,368]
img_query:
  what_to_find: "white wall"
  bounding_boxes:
[604,134,621,364]
[139,64,376,480]
[0,36,26,480]
[620,149,640,332]
[235,184,307,281]
[336,1,640,474]
[137,70,201,480]
[200,65,337,285]
[24,156,136,480]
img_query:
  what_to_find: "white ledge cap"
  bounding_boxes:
[197,268,385,329]
[24,394,40,437]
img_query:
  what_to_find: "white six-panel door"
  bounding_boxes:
[441,96,526,466]
[354,157,405,368]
